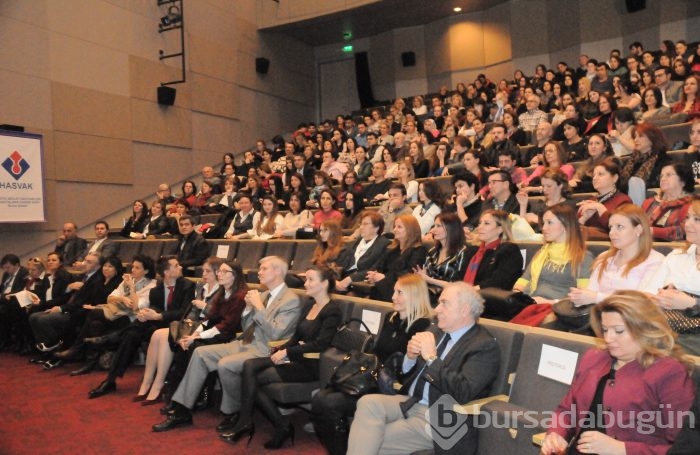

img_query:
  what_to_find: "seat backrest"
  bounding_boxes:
[289,240,317,273]
[235,240,268,270]
[265,240,296,266]
[161,239,179,255]
[207,240,239,260]
[139,240,164,261]
[115,240,142,263]
[509,331,596,412]
[481,324,525,397]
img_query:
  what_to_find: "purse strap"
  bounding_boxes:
[336,317,376,352]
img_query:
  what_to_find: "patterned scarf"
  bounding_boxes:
[463,239,501,285]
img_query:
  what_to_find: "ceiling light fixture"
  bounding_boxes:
[453,7,462,12]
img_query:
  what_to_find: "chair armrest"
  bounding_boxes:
[303,352,320,359]
[268,339,289,348]
[532,432,546,446]
[453,394,510,415]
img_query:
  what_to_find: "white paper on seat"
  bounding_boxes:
[537,344,579,385]
[216,245,229,259]
[520,249,527,270]
[361,309,381,334]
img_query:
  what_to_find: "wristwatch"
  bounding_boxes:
[425,354,438,366]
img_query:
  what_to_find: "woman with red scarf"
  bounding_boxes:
[460,210,522,290]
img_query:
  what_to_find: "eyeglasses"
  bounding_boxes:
[217,268,234,274]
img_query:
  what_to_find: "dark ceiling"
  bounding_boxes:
[261,0,509,46]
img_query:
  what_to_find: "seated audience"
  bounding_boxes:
[347,281,500,455]
[484,170,520,215]
[518,169,575,229]
[608,107,636,157]
[220,266,343,449]
[521,141,575,188]
[340,189,366,231]
[54,222,88,266]
[133,200,170,239]
[642,163,693,241]
[541,291,695,455]
[178,180,197,208]
[311,189,342,229]
[578,157,632,240]
[569,133,615,193]
[237,195,283,240]
[671,75,700,120]
[274,192,313,238]
[312,273,432,455]
[445,171,483,233]
[175,216,209,273]
[621,122,668,206]
[639,86,671,123]
[413,180,445,237]
[220,194,257,239]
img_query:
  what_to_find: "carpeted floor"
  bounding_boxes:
[0,352,327,455]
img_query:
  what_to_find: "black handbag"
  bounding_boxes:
[330,350,380,396]
[376,351,404,395]
[479,288,536,321]
[552,299,593,332]
[331,318,375,353]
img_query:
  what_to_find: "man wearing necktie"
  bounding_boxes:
[89,256,194,398]
[153,255,301,433]
[347,282,500,455]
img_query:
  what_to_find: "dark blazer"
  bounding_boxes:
[55,237,88,265]
[120,215,149,238]
[39,268,75,310]
[401,324,500,455]
[336,235,391,281]
[1,266,29,296]
[464,242,523,289]
[176,232,209,270]
[144,215,170,236]
[206,207,236,239]
[284,299,343,365]
[371,244,428,301]
[148,277,196,323]
[94,238,120,259]
[61,270,111,314]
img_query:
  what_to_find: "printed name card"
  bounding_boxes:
[361,309,381,334]
[537,344,579,385]
[216,245,229,259]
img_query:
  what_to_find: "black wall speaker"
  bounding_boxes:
[157,85,177,106]
[625,0,646,13]
[256,57,270,74]
[401,51,416,67]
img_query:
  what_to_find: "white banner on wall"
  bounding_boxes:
[0,130,46,223]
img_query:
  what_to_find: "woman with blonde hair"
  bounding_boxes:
[367,215,428,301]
[541,290,695,455]
[311,273,432,455]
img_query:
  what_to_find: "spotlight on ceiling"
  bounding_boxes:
[453,7,462,12]
[160,5,182,27]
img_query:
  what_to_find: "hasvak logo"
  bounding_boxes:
[2,150,30,180]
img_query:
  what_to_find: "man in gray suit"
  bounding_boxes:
[347,282,500,455]
[153,256,302,433]
[74,221,119,266]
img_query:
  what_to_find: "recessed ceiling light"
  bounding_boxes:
[453,7,462,12]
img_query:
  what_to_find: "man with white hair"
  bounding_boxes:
[347,282,500,455]
[153,256,301,434]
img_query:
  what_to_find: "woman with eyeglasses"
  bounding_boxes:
[159,259,247,413]
[641,163,694,242]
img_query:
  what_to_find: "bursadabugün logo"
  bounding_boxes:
[2,150,30,180]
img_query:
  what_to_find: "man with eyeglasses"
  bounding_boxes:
[653,66,683,106]
[485,170,519,215]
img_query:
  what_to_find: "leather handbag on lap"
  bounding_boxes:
[479,287,536,321]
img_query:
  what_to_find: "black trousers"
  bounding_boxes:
[107,320,165,381]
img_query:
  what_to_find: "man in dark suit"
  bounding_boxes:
[75,221,119,266]
[347,282,500,455]
[88,255,195,398]
[153,256,302,433]
[0,254,29,350]
[334,212,390,292]
[54,222,88,266]
[175,215,209,275]
[292,153,315,188]
[30,252,108,368]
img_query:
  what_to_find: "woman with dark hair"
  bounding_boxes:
[622,122,668,205]
[459,148,489,192]
[50,256,125,372]
[413,179,445,237]
[285,173,309,206]
[275,191,313,238]
[518,169,575,229]
[640,86,671,122]
[179,180,197,207]
[614,78,642,112]
[514,204,593,304]
[161,260,247,409]
[608,107,636,157]
[340,189,366,230]
[338,170,363,207]
[244,174,267,211]
[584,93,617,136]
[311,189,342,229]
[569,133,615,193]
[541,291,695,455]
[367,215,428,302]
[578,157,632,240]
[502,111,528,146]
[220,153,235,176]
[133,199,170,238]
[560,117,587,161]
[120,199,150,238]
[671,75,700,120]
[307,171,333,209]
[311,273,432,455]
[352,146,372,182]
[641,163,694,241]
[447,171,484,232]
[222,266,343,449]
[266,175,285,209]
[414,212,468,303]
[193,180,216,211]
[407,141,429,178]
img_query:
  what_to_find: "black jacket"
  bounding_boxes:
[148,277,196,323]
[335,235,391,281]
[176,232,209,270]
